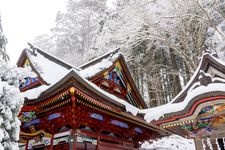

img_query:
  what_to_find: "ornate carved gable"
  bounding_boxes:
[87,54,147,109]
[17,49,44,91]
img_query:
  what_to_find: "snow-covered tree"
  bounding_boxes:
[0,15,32,150]
[94,0,225,107]
[0,64,27,150]
[43,0,108,65]
[32,0,225,107]
[32,34,56,54]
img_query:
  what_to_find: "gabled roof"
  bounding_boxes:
[140,52,225,123]
[79,52,147,109]
[17,45,79,84]
[18,45,146,110]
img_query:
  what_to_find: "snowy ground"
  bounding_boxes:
[141,135,195,150]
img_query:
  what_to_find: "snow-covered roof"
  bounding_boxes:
[19,46,142,115]
[20,85,49,100]
[44,68,140,116]
[26,49,70,85]
[20,48,76,99]
[79,49,121,78]
[20,47,121,98]
[79,54,119,78]
[78,48,120,70]
[21,47,225,124]
[141,82,225,122]
[139,52,225,122]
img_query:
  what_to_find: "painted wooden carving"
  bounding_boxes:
[182,104,225,138]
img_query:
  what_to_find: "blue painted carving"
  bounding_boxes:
[47,113,61,120]
[134,127,143,133]
[107,71,123,87]
[23,119,40,128]
[22,112,36,122]
[90,113,104,121]
[111,120,128,128]
[19,76,40,90]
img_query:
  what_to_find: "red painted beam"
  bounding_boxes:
[20,80,42,92]
[21,105,38,112]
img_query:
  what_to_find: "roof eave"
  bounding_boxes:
[24,70,125,109]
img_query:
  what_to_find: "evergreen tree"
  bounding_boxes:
[0,14,31,150]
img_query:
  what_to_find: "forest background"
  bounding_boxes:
[33,0,225,107]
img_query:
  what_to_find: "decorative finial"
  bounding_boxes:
[203,48,218,58]
[70,87,76,96]
[28,43,37,56]
[211,50,219,58]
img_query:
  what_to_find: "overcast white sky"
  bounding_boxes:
[0,0,67,64]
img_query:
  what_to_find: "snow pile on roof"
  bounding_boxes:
[80,59,112,78]
[21,49,70,99]
[141,82,225,122]
[78,48,120,69]
[20,85,49,100]
[27,49,69,84]
[79,50,120,78]
[141,134,195,150]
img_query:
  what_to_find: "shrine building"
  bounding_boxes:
[17,45,168,150]
[140,52,225,150]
